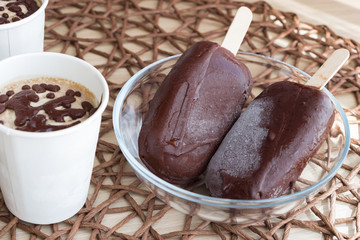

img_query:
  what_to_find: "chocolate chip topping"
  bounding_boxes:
[41,83,61,92]
[66,89,75,96]
[46,93,55,99]
[0,94,8,103]
[32,84,46,93]
[0,83,96,132]
[22,85,31,90]
[6,90,14,96]
[81,101,93,112]
[8,5,21,13]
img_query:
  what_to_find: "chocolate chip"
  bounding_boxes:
[27,93,39,102]
[62,102,71,108]
[81,101,94,112]
[46,93,55,99]
[6,90,14,96]
[22,85,31,90]
[75,91,81,97]
[0,95,8,103]
[66,89,75,97]
[32,84,46,93]
[12,17,20,22]
[0,18,6,24]
[8,5,21,13]
[44,84,60,92]
[0,7,4,11]
[2,13,8,18]
[71,109,86,119]
[16,11,24,17]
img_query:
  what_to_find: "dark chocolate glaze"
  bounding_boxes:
[205,81,335,199]
[138,41,253,185]
[0,83,96,132]
[0,0,40,25]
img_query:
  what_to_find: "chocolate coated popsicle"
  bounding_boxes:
[138,41,253,185]
[205,81,335,199]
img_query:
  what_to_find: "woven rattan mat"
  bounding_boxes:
[0,0,360,239]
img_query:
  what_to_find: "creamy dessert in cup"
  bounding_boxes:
[0,0,41,24]
[0,52,109,224]
[0,0,48,60]
[0,77,98,132]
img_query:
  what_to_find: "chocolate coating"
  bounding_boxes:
[138,41,253,185]
[205,81,335,199]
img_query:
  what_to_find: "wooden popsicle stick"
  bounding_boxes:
[221,7,253,55]
[306,49,349,89]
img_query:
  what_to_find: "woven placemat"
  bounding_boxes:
[0,0,359,239]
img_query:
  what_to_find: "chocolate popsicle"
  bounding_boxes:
[205,81,335,199]
[138,41,253,185]
[205,49,349,199]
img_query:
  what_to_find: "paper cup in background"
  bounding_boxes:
[0,52,109,224]
[0,0,48,60]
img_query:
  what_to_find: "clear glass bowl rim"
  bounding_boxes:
[113,52,350,209]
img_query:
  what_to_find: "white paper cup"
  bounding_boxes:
[0,0,48,60]
[0,52,109,224]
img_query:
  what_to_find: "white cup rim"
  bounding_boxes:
[0,52,109,138]
[0,0,49,30]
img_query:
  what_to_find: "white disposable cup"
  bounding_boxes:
[0,52,109,224]
[0,0,48,60]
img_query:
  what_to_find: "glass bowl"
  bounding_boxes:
[113,52,350,224]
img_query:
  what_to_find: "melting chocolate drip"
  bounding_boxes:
[0,83,96,132]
